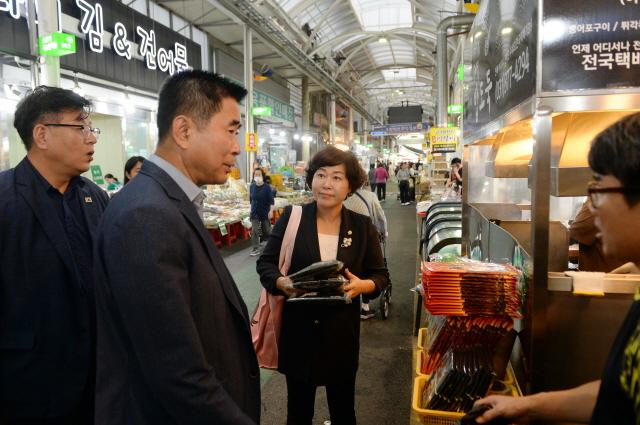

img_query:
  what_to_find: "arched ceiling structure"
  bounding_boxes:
[154,0,468,122]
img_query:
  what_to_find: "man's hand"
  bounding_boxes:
[342,268,376,299]
[473,395,531,424]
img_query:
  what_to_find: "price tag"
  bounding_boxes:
[218,220,227,236]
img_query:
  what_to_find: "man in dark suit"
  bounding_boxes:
[0,86,109,424]
[93,70,260,425]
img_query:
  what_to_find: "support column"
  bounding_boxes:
[302,76,310,133]
[330,94,336,144]
[530,106,552,394]
[243,25,254,182]
[27,0,40,88]
[348,106,353,146]
[36,0,61,87]
[363,119,368,147]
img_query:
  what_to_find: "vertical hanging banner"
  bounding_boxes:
[245,133,259,152]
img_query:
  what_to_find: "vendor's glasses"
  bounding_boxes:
[587,182,640,208]
[44,123,101,138]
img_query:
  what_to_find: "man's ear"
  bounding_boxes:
[32,124,48,151]
[171,115,192,150]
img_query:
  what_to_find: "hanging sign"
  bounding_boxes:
[39,32,76,56]
[245,133,259,152]
[252,106,272,116]
[448,104,464,114]
[429,127,460,153]
[370,122,430,136]
[90,164,104,184]
[541,0,640,92]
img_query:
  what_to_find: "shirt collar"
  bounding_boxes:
[25,157,83,194]
[148,154,203,203]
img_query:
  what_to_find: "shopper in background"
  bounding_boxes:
[569,199,626,272]
[257,146,390,425]
[374,161,389,201]
[447,157,463,190]
[397,162,411,205]
[104,173,121,190]
[368,163,377,193]
[123,155,145,184]
[250,167,275,256]
[0,86,108,425]
[93,70,259,425]
[343,184,389,319]
[474,112,640,425]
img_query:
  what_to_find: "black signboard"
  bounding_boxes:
[0,10,31,59]
[542,0,640,92]
[463,0,537,136]
[0,0,201,93]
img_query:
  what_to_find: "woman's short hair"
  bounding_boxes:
[306,146,367,194]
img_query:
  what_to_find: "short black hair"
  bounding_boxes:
[306,146,367,194]
[589,112,640,206]
[124,156,145,184]
[157,70,247,142]
[13,85,92,150]
[451,157,462,166]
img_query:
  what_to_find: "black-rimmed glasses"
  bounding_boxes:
[587,182,640,208]
[44,123,101,138]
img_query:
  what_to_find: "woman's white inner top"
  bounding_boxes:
[317,233,339,261]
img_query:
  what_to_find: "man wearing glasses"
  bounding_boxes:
[473,112,640,424]
[0,86,109,424]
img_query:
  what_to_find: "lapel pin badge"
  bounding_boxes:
[84,196,93,203]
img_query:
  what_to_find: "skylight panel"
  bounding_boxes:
[350,0,413,32]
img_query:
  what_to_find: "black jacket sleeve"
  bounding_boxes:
[360,215,390,299]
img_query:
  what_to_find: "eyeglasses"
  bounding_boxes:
[587,182,640,208]
[43,123,101,138]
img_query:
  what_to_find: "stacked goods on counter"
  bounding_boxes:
[203,178,250,229]
[421,261,521,317]
[415,259,523,417]
[421,316,513,375]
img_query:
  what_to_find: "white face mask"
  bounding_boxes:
[254,176,264,186]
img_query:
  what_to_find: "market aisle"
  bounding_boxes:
[222,196,417,424]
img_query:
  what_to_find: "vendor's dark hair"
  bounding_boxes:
[124,156,145,184]
[451,157,462,166]
[13,86,92,150]
[589,112,640,206]
[306,146,367,193]
[157,70,247,142]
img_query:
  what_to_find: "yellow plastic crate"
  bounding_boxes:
[412,372,521,425]
[415,350,429,377]
[417,327,427,351]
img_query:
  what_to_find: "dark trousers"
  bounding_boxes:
[399,180,410,203]
[251,218,272,248]
[376,183,386,201]
[286,375,357,425]
[370,182,377,193]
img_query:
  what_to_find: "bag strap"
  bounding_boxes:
[278,205,302,276]
[354,191,373,218]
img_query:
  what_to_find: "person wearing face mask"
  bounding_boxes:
[250,168,275,256]
[257,146,390,425]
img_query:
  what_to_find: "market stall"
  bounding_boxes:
[462,0,640,393]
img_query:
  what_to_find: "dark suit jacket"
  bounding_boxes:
[93,161,260,425]
[0,158,108,419]
[256,202,389,385]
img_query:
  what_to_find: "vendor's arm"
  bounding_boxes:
[475,380,600,424]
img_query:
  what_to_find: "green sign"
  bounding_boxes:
[252,91,294,123]
[448,104,464,114]
[457,64,464,81]
[38,32,76,57]
[252,106,272,116]
[367,143,374,148]
[90,165,104,185]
